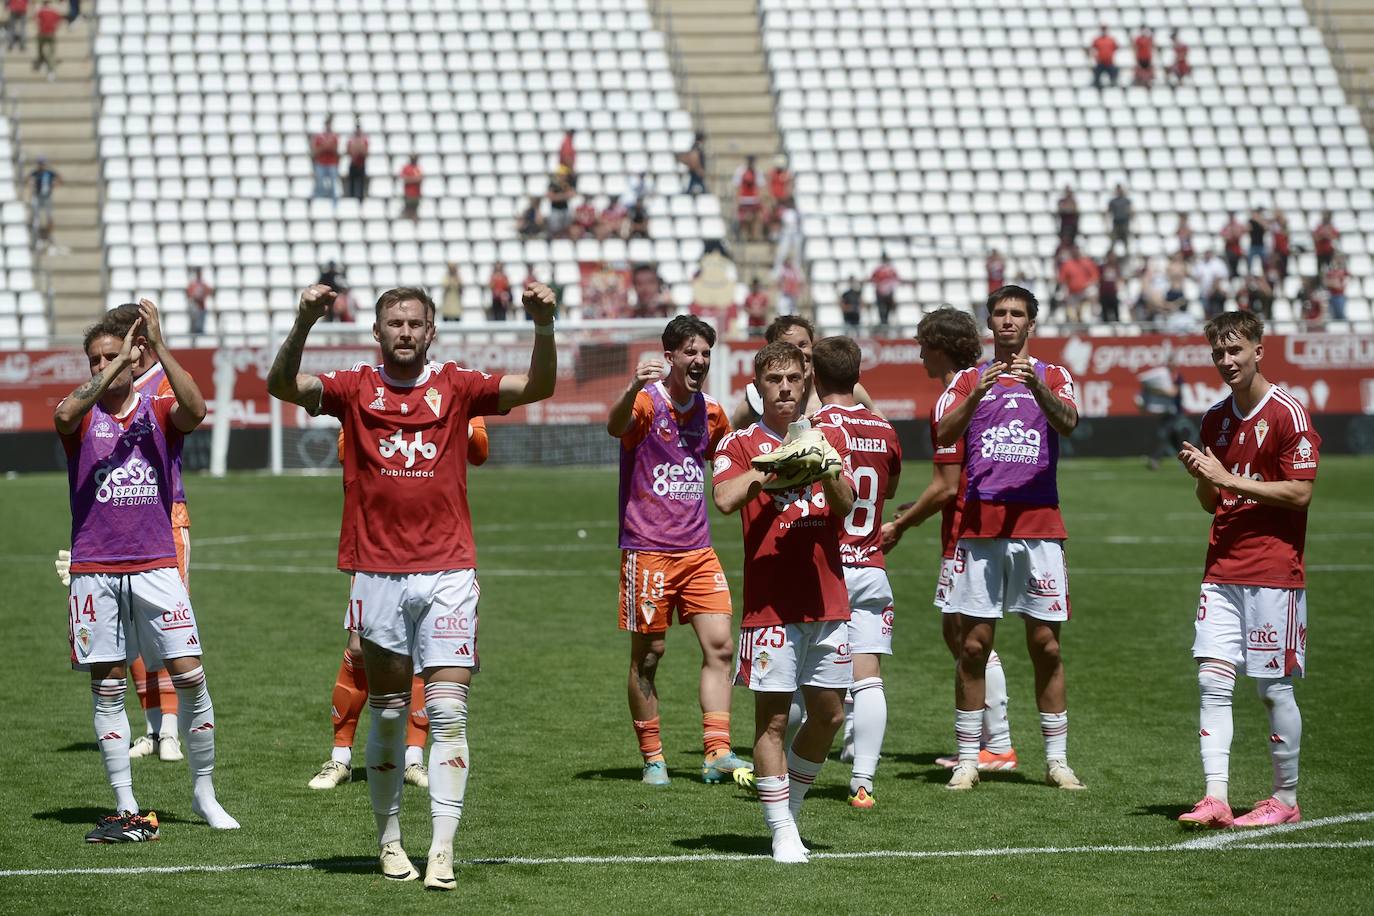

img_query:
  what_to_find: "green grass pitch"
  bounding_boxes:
[0,456,1370,913]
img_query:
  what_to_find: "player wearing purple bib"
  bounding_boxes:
[56,301,236,843]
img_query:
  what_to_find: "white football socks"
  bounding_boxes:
[1257,677,1301,807]
[757,774,806,862]
[171,665,238,829]
[331,745,352,766]
[367,691,409,848]
[1039,711,1069,763]
[983,650,1013,753]
[955,708,982,763]
[425,681,470,856]
[849,677,885,794]
[786,750,823,821]
[405,744,425,769]
[92,678,138,814]
[1197,662,1236,802]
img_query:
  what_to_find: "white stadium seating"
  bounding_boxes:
[0,115,48,340]
[759,0,1374,328]
[94,0,724,336]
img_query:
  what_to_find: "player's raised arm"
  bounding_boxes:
[138,298,206,432]
[712,467,767,515]
[607,358,663,437]
[935,364,1002,446]
[497,282,558,411]
[1012,357,1079,436]
[267,285,335,411]
[1178,441,1312,511]
[882,461,958,551]
[54,319,143,435]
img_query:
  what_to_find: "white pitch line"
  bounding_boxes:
[191,563,611,578]
[1173,810,1374,849]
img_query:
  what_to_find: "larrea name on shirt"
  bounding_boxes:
[847,436,889,453]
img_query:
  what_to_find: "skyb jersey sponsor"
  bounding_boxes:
[318,361,502,573]
[815,403,902,569]
[61,393,181,572]
[713,422,854,627]
[1199,385,1320,588]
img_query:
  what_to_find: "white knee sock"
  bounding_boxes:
[955,708,982,762]
[982,650,1013,753]
[1257,677,1301,807]
[849,677,885,793]
[93,678,138,813]
[1039,711,1068,763]
[786,750,824,820]
[425,682,470,856]
[367,691,409,848]
[757,774,794,832]
[172,665,238,829]
[783,690,805,752]
[840,689,855,755]
[1198,662,1236,802]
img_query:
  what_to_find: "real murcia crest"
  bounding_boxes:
[1254,419,1269,447]
[424,387,442,416]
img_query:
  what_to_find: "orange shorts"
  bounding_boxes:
[172,502,190,586]
[619,547,732,633]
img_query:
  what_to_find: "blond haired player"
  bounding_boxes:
[607,315,750,785]
[268,282,557,889]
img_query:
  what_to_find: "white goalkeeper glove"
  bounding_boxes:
[55,549,71,587]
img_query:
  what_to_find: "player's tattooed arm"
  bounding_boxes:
[498,283,558,411]
[267,285,332,411]
[935,364,1003,446]
[1016,359,1078,435]
[54,320,143,435]
[139,299,207,432]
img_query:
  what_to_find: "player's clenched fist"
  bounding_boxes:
[630,358,665,391]
[522,282,557,326]
[298,284,337,322]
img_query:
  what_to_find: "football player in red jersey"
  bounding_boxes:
[1177,311,1319,830]
[267,281,557,888]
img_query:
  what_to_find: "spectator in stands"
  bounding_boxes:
[568,195,596,240]
[733,155,762,242]
[772,201,802,272]
[318,260,345,293]
[630,264,671,318]
[398,155,422,221]
[1175,213,1195,262]
[1168,30,1191,86]
[488,262,512,321]
[870,254,899,328]
[66,0,76,24]
[1056,246,1099,323]
[1194,249,1229,318]
[1134,257,1167,322]
[839,277,862,330]
[185,268,213,336]
[774,258,802,316]
[744,277,770,335]
[517,196,544,239]
[596,195,626,241]
[558,130,576,174]
[1270,210,1291,289]
[619,173,650,210]
[440,262,462,323]
[1312,210,1339,275]
[1219,212,1246,278]
[546,167,575,237]
[26,154,60,246]
[1090,26,1119,89]
[345,119,369,200]
[1132,27,1154,87]
[985,248,1006,294]
[32,0,59,79]
[627,201,650,240]
[1297,276,1327,324]
[1238,271,1274,319]
[1324,253,1348,320]
[316,262,352,321]
[310,117,340,201]
[1164,254,1189,314]
[764,155,793,236]
[1056,186,1079,251]
[1098,251,1122,323]
[1246,208,1268,274]
[680,132,707,195]
[6,0,27,51]
[1107,184,1132,256]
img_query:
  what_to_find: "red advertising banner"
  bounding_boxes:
[2,332,1371,432]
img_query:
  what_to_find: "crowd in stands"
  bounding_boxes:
[1090,24,1190,90]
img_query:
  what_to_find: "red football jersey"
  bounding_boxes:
[929,403,966,560]
[814,403,902,569]
[1198,385,1320,588]
[318,361,503,574]
[712,422,855,627]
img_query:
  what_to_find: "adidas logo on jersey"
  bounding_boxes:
[369,386,387,410]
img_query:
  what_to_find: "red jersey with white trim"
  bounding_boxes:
[1198,384,1320,588]
[814,403,901,569]
[712,422,855,627]
[934,361,1076,540]
[929,403,966,560]
[317,360,503,574]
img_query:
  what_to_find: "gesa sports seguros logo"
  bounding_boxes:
[94,456,161,506]
[979,420,1042,463]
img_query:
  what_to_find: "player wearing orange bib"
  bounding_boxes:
[309,417,490,791]
[607,316,749,785]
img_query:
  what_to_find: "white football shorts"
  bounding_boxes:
[1192,582,1307,678]
[844,565,894,655]
[934,556,956,613]
[68,567,203,670]
[946,537,1070,622]
[734,620,853,693]
[349,569,480,674]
